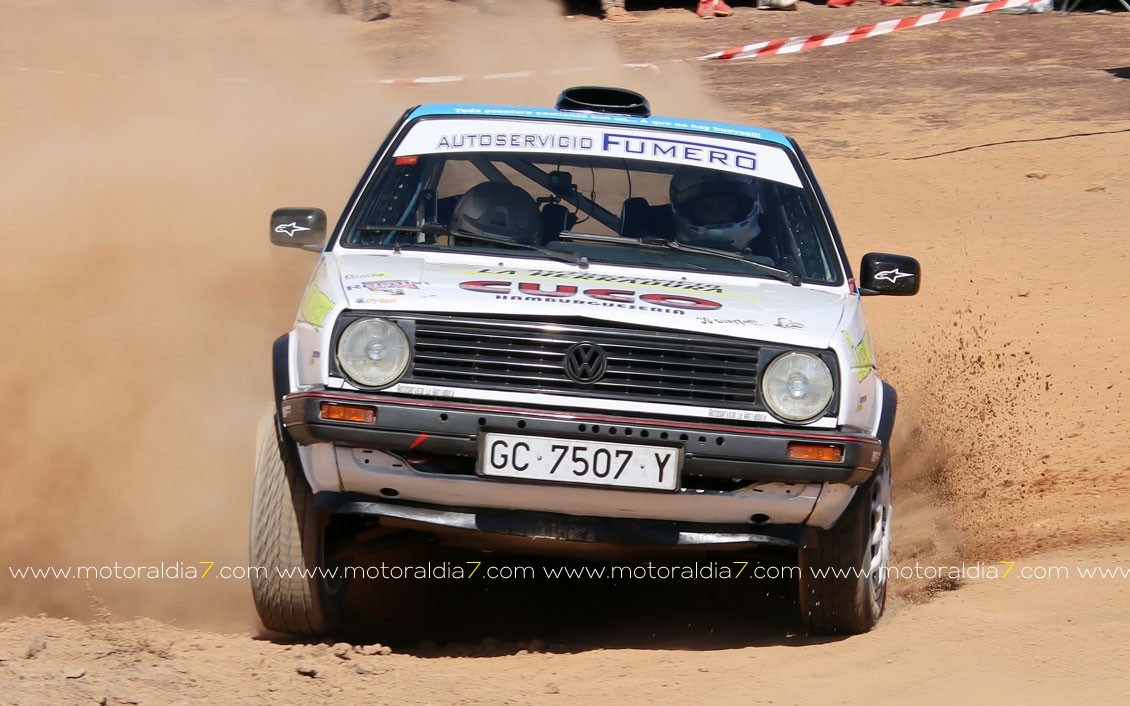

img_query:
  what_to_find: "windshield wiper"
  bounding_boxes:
[441,226,589,269]
[558,233,802,285]
[357,224,589,269]
[656,239,802,286]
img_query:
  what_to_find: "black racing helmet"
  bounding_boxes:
[450,182,540,244]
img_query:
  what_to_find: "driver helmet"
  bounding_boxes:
[669,168,761,251]
[450,181,540,244]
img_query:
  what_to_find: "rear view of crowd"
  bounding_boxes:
[600,0,796,21]
[347,0,1062,22]
[349,0,801,23]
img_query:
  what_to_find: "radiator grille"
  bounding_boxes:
[402,315,761,409]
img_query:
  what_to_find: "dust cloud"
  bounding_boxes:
[1,0,1000,627]
[0,0,721,627]
[0,0,391,627]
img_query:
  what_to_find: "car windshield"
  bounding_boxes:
[340,117,843,285]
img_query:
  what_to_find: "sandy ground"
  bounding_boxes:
[1,0,1129,703]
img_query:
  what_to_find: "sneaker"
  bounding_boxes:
[757,0,798,9]
[697,0,716,17]
[713,0,734,15]
[603,5,640,22]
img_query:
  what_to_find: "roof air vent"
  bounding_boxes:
[555,86,651,118]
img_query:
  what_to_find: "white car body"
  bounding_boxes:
[252,87,920,636]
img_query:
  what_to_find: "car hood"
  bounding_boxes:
[335,254,848,349]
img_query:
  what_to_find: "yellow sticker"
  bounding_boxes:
[842,330,875,382]
[301,285,335,328]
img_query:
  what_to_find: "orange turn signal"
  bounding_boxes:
[320,403,376,424]
[787,442,844,463]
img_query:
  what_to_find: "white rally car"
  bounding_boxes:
[250,87,920,636]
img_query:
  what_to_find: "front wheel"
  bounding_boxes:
[797,453,892,634]
[249,412,349,636]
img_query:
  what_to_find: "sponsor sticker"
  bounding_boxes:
[459,279,722,312]
[697,317,760,326]
[708,409,771,423]
[300,285,335,328]
[394,119,803,187]
[345,279,420,295]
[474,267,724,293]
[354,297,399,305]
[842,330,876,382]
[394,384,457,398]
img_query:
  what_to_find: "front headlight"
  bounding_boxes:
[761,352,834,423]
[336,318,410,388]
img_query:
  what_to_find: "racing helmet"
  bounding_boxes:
[669,167,761,251]
[450,181,540,244]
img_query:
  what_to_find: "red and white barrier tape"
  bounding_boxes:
[351,0,1043,85]
[4,0,1042,86]
[695,0,1040,61]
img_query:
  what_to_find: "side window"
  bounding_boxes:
[353,162,427,231]
[760,182,836,283]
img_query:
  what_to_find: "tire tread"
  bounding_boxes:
[249,413,324,636]
[798,459,887,635]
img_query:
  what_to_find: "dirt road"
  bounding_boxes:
[2,1,1128,703]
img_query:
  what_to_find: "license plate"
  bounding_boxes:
[478,433,680,491]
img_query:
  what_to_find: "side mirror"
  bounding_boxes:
[859,253,921,296]
[270,208,326,252]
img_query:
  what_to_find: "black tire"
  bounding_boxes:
[798,453,892,635]
[249,412,348,636]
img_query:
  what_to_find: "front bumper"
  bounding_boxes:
[318,492,809,555]
[281,391,884,487]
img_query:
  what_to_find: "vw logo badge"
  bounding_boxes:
[563,342,608,384]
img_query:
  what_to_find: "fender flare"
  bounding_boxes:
[272,332,291,420]
[876,381,898,449]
